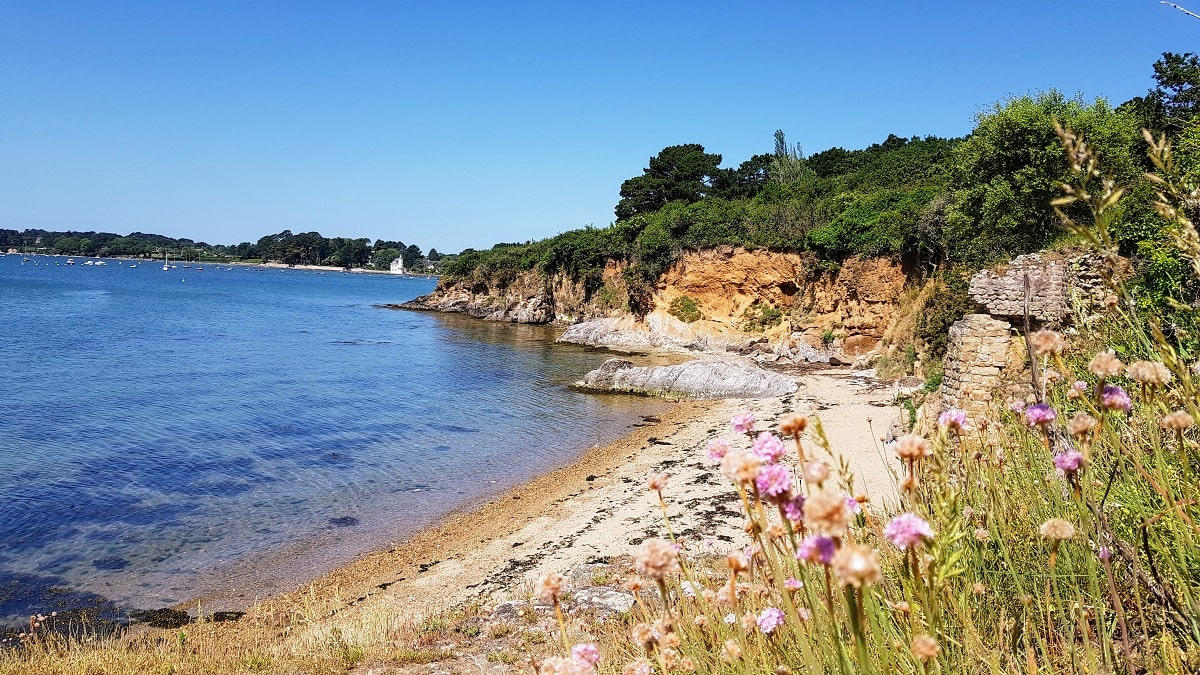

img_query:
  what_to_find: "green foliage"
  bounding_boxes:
[740,302,783,332]
[946,90,1142,264]
[615,144,724,219]
[916,269,975,361]
[667,295,702,323]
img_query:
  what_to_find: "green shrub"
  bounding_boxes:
[741,303,784,332]
[667,295,702,323]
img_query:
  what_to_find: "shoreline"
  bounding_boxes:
[225,366,901,632]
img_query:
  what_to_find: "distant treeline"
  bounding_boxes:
[445,52,1200,325]
[0,228,445,272]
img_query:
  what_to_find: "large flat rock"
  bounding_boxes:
[575,357,797,399]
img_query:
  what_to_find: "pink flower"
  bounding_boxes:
[756,607,786,634]
[754,464,792,499]
[884,512,934,550]
[846,496,863,515]
[1100,385,1132,412]
[1053,449,1085,474]
[1025,403,1057,428]
[783,578,803,591]
[751,432,786,463]
[782,494,805,523]
[731,411,756,435]
[1009,400,1027,413]
[938,407,968,432]
[797,534,836,565]
[572,644,601,667]
[706,438,731,461]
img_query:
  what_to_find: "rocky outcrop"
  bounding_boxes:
[557,318,692,353]
[575,358,798,399]
[400,249,910,357]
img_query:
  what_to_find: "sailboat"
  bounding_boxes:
[162,252,170,271]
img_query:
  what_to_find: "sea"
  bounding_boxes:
[0,254,671,627]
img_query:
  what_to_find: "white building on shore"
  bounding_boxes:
[389,257,406,275]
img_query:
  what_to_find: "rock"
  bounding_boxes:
[568,586,636,616]
[575,358,798,399]
[828,353,851,366]
[557,318,687,353]
[893,376,925,397]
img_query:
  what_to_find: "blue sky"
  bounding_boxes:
[0,1,1195,253]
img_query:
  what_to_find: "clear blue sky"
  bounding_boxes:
[0,1,1195,254]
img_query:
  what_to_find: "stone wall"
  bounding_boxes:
[938,250,1117,416]
[938,314,1016,413]
[967,252,1071,324]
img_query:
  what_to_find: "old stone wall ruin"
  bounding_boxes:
[938,251,1111,416]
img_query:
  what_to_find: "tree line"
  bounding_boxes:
[445,52,1200,329]
[0,227,443,272]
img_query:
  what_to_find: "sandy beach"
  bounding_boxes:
[245,367,901,628]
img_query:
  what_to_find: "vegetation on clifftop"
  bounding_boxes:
[443,53,1200,333]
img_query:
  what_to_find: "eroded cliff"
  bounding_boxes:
[400,247,910,357]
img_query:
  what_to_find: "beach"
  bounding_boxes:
[240,367,901,629]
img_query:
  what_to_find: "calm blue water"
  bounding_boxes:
[0,254,668,625]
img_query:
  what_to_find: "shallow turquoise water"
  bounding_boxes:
[0,254,667,624]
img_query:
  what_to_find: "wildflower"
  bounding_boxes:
[572,644,601,667]
[1098,546,1111,562]
[938,407,968,432]
[1053,449,1085,474]
[1067,412,1098,438]
[781,494,805,523]
[539,656,595,675]
[846,495,864,515]
[1067,380,1087,399]
[884,512,935,550]
[694,614,709,629]
[832,543,882,588]
[1099,384,1132,412]
[1031,329,1066,356]
[726,551,750,573]
[635,538,680,581]
[973,527,990,542]
[803,489,852,536]
[1009,400,1027,413]
[630,623,655,649]
[679,657,696,672]
[622,658,652,675]
[797,534,836,565]
[740,611,757,630]
[973,582,987,595]
[1039,518,1076,541]
[731,411,756,435]
[1025,403,1057,428]
[706,438,731,461]
[722,640,742,661]
[784,578,803,591]
[720,449,761,485]
[1127,360,1172,386]
[804,460,830,484]
[1088,350,1124,378]
[679,581,699,598]
[535,572,564,604]
[778,413,808,436]
[723,613,736,625]
[751,432,787,463]
[895,434,931,461]
[1161,410,1195,430]
[756,607,786,634]
[647,472,668,493]
[911,635,941,662]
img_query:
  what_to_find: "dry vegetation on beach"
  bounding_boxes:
[5,130,1200,673]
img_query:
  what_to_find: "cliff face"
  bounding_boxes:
[645,247,907,352]
[401,248,909,352]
